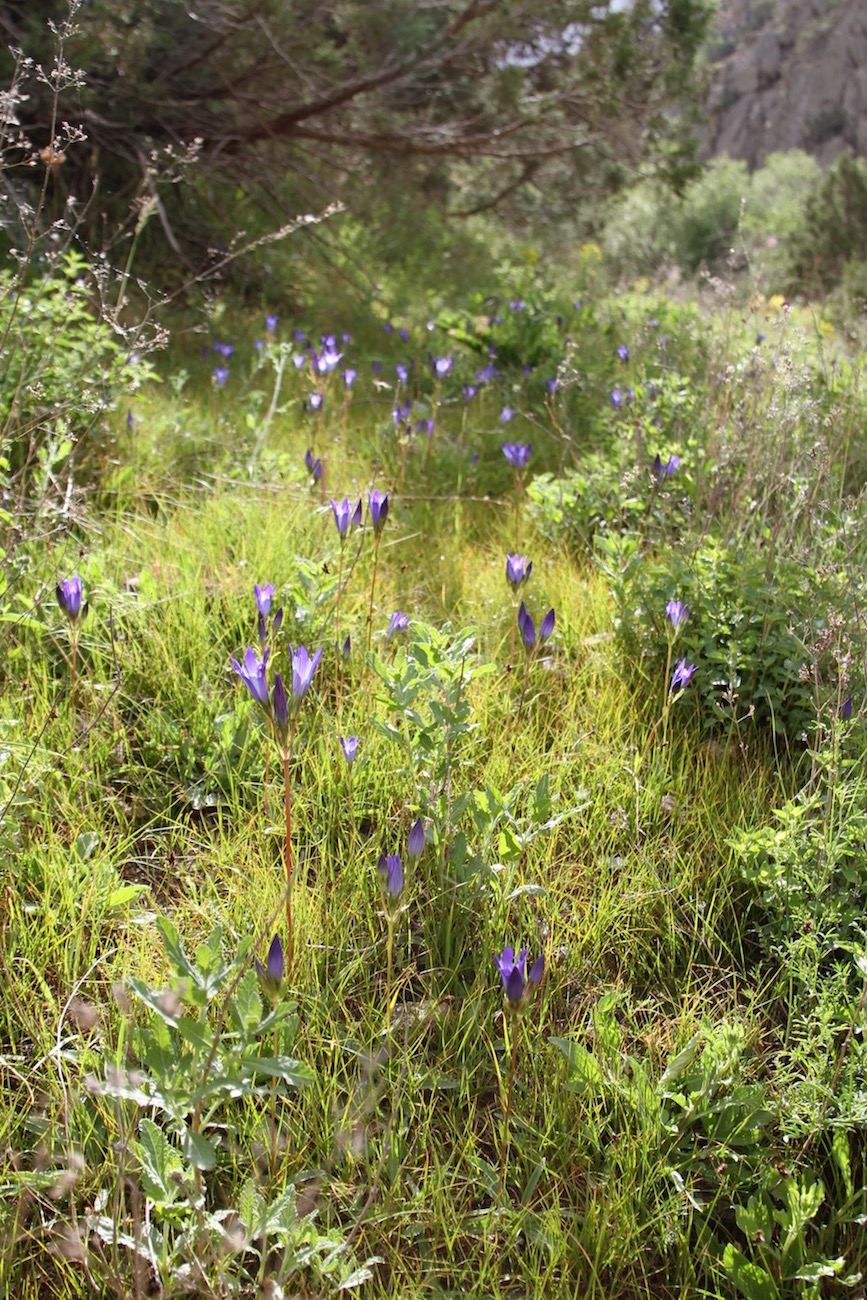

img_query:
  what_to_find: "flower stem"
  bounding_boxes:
[281,720,297,972]
[385,915,395,1039]
[497,1017,520,1207]
[270,1024,279,1180]
[366,532,382,658]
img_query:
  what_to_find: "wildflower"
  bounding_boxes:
[342,633,351,659]
[213,366,230,387]
[343,368,357,387]
[377,853,404,900]
[670,658,696,693]
[371,360,382,375]
[340,735,359,763]
[255,935,286,1006]
[304,448,315,472]
[254,339,264,354]
[126,409,134,430]
[314,348,342,374]
[331,497,362,536]
[384,322,394,334]
[502,441,531,468]
[539,608,555,641]
[841,695,853,721]
[288,644,322,700]
[432,356,453,379]
[311,458,322,482]
[231,647,271,709]
[665,599,689,629]
[476,364,498,384]
[509,299,526,312]
[653,452,682,482]
[342,332,352,344]
[265,314,278,333]
[506,553,532,588]
[500,406,515,424]
[57,575,86,622]
[272,672,289,732]
[463,384,478,403]
[399,327,409,342]
[495,946,544,1010]
[610,388,622,409]
[309,393,324,411]
[213,341,234,359]
[293,329,307,343]
[396,363,409,385]
[292,353,306,369]
[255,583,275,618]
[545,378,559,395]
[368,489,389,535]
[392,401,412,428]
[618,344,629,362]
[407,817,425,858]
[416,418,435,438]
[387,611,409,638]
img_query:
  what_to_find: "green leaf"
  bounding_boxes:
[137,1118,184,1205]
[722,1244,778,1300]
[660,1034,701,1088]
[180,1126,217,1171]
[550,1037,604,1094]
[240,1055,315,1087]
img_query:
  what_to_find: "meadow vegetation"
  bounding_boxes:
[2,207,867,1300]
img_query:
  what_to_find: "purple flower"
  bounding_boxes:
[545,378,559,395]
[255,934,286,1005]
[384,322,394,334]
[653,453,682,482]
[399,327,409,343]
[304,448,315,472]
[293,330,307,343]
[506,553,532,588]
[617,344,629,362]
[666,599,689,629]
[312,458,322,482]
[368,489,389,535]
[392,401,412,428]
[377,853,404,899]
[407,817,425,858]
[56,575,85,622]
[265,314,278,334]
[331,497,362,535]
[387,611,409,638]
[625,387,635,403]
[371,360,382,375]
[288,644,323,700]
[500,406,515,425]
[255,583,275,617]
[126,409,134,430]
[272,672,289,731]
[343,368,357,388]
[670,658,696,693]
[231,647,270,709]
[416,418,435,438]
[213,341,234,359]
[432,356,453,379]
[463,384,478,403]
[340,735,359,763]
[476,364,498,384]
[342,633,351,659]
[495,946,544,1008]
[396,363,408,384]
[254,339,265,355]
[292,353,306,369]
[309,393,324,411]
[314,348,342,374]
[342,332,352,344]
[518,602,535,648]
[213,366,230,387]
[502,442,531,468]
[509,299,526,312]
[610,388,622,409]
[539,608,555,641]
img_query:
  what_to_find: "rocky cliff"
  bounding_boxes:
[704,0,867,166]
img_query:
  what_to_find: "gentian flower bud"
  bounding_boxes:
[495,946,544,1012]
[539,608,555,641]
[500,406,514,425]
[272,672,289,732]
[502,442,531,467]
[213,366,229,387]
[309,393,324,411]
[265,314,278,334]
[368,490,389,535]
[340,736,359,763]
[518,602,536,649]
[57,575,86,623]
[665,600,689,629]
[255,583,275,617]
[670,658,697,693]
[343,368,357,387]
[288,644,323,702]
[256,935,286,1006]
[342,634,351,659]
[506,553,532,588]
[231,647,270,709]
[841,695,853,721]
[387,611,409,638]
[407,817,425,858]
[618,344,629,362]
[433,356,453,378]
[377,853,404,901]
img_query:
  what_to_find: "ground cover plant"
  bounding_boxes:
[4,256,867,1300]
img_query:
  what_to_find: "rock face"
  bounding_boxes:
[705,0,867,166]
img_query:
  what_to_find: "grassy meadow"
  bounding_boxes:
[2,270,867,1299]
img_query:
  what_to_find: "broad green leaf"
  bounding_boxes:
[180,1126,217,1171]
[550,1037,603,1094]
[722,1244,778,1300]
[137,1118,184,1206]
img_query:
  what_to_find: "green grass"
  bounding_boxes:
[2,293,867,1299]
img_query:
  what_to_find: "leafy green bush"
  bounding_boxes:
[788,151,867,292]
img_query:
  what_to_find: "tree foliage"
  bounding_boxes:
[1,0,713,265]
